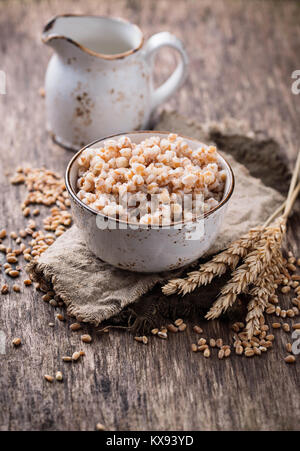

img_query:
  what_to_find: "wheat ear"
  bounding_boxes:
[162,227,263,296]
[205,218,285,320]
[163,151,300,299]
[245,252,284,339]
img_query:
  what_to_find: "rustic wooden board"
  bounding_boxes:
[0,0,299,431]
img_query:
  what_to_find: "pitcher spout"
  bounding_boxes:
[42,15,87,58]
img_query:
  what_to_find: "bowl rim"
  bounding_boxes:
[65,130,235,228]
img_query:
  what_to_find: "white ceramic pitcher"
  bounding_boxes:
[42,15,188,150]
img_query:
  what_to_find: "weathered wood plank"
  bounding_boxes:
[0,0,299,431]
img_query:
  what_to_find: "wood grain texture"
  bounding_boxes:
[0,0,299,431]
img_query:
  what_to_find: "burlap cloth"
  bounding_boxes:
[28,112,290,331]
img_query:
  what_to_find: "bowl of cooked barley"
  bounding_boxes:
[65,131,234,272]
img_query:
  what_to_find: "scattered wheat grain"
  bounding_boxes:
[218,349,225,359]
[70,323,81,331]
[44,375,54,383]
[203,348,211,358]
[178,323,187,332]
[284,355,296,364]
[72,352,81,361]
[56,314,65,322]
[12,338,21,347]
[157,331,167,339]
[62,356,72,362]
[283,323,290,332]
[193,325,203,334]
[1,284,9,294]
[167,324,178,333]
[286,343,292,353]
[55,371,63,381]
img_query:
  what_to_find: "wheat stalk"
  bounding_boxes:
[162,227,263,296]
[205,150,299,333]
[163,151,300,340]
[205,218,285,320]
[163,153,300,296]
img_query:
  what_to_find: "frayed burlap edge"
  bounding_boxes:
[27,254,183,327]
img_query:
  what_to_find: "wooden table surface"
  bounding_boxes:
[0,0,299,431]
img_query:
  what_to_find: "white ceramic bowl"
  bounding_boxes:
[65,131,234,272]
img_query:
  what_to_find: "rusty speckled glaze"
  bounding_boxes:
[42,15,188,150]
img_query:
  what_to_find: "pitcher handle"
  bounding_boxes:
[144,32,189,113]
